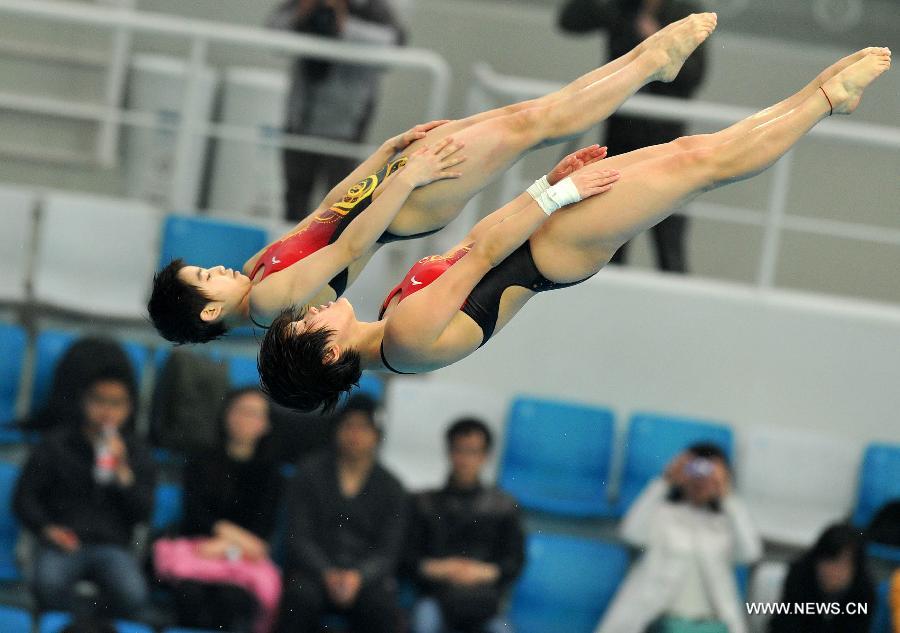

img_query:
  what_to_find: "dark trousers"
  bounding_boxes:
[33,543,149,618]
[277,572,398,633]
[603,114,690,273]
[282,149,359,222]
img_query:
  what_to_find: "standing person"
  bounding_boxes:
[596,444,762,633]
[267,0,407,221]
[407,418,525,633]
[769,523,874,633]
[559,0,709,273]
[277,394,407,633]
[13,365,156,619]
[154,387,283,633]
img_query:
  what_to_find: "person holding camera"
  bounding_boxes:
[267,0,406,222]
[595,443,761,633]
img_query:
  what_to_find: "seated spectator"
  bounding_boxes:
[13,365,156,619]
[407,418,525,633]
[890,568,900,633]
[769,523,873,633]
[277,395,406,633]
[154,387,283,633]
[597,443,761,633]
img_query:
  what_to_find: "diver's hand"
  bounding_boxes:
[397,137,467,188]
[548,145,608,185]
[384,120,452,154]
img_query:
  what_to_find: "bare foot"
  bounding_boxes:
[815,47,889,87]
[646,13,718,83]
[821,49,891,115]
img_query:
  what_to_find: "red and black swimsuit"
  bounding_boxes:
[378,241,593,374]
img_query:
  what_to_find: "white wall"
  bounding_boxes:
[428,268,900,447]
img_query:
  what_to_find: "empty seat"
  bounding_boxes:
[0,323,26,424]
[153,482,184,532]
[0,185,36,305]
[30,330,149,412]
[226,353,259,388]
[870,579,892,633]
[508,534,630,633]
[159,214,268,271]
[381,379,508,490]
[39,612,154,633]
[615,412,734,514]
[499,397,616,517]
[0,461,22,581]
[853,443,900,528]
[738,426,860,547]
[0,605,30,633]
[33,193,161,319]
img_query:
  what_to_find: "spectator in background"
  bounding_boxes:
[596,443,761,633]
[154,387,283,633]
[407,418,525,633]
[267,0,406,221]
[13,365,156,618]
[558,0,708,273]
[277,394,406,633]
[769,523,874,633]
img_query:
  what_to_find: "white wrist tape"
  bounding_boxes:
[528,176,582,215]
[526,175,551,200]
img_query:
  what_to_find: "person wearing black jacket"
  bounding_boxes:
[172,387,284,632]
[769,523,874,633]
[407,418,525,633]
[277,395,406,633]
[13,366,156,617]
[558,0,708,273]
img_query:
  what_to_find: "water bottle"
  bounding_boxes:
[93,427,118,485]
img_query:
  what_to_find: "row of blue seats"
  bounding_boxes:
[499,397,900,530]
[0,323,384,441]
[4,323,900,533]
[0,607,215,633]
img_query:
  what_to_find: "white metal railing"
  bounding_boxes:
[0,0,451,208]
[468,63,900,295]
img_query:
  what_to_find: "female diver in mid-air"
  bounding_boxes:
[148,14,717,344]
[256,48,892,412]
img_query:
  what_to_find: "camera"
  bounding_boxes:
[684,457,715,479]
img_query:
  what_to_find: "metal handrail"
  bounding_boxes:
[0,0,451,208]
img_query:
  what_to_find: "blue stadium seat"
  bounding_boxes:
[0,605,30,632]
[871,579,892,633]
[498,397,616,517]
[39,613,154,633]
[853,443,900,528]
[152,482,184,532]
[159,214,268,272]
[508,534,630,633]
[615,412,734,514]
[867,542,900,565]
[0,461,22,581]
[0,323,27,438]
[346,372,384,403]
[31,331,149,411]
[226,353,259,388]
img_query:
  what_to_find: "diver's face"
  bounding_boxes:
[292,298,357,341]
[178,265,251,319]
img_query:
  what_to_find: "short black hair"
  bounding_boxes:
[148,258,228,344]
[446,417,493,452]
[686,441,730,470]
[258,307,361,413]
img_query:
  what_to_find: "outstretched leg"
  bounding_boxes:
[596,46,890,171]
[384,14,717,237]
[530,51,891,282]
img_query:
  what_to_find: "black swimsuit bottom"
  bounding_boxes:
[380,241,595,374]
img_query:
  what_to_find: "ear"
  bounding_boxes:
[199,304,222,323]
[324,343,342,365]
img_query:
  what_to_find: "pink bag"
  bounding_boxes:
[154,537,282,633]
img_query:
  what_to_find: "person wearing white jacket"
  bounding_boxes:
[596,443,762,633]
